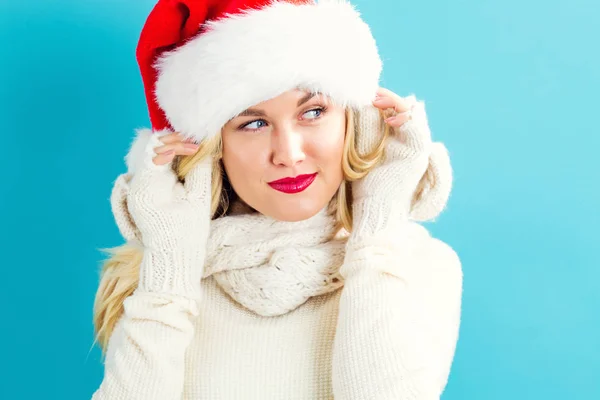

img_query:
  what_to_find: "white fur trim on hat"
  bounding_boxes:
[154,0,382,142]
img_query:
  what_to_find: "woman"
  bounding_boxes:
[92,0,462,399]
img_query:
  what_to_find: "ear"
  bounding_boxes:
[109,173,142,242]
[409,142,453,222]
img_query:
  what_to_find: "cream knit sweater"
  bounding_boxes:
[92,215,461,400]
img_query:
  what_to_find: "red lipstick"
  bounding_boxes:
[267,173,317,194]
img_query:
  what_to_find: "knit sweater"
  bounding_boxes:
[91,208,462,399]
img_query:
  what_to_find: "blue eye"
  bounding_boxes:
[241,119,267,130]
[303,108,323,120]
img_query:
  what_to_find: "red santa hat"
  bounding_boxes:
[136,0,382,142]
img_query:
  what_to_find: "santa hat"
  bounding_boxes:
[136,0,382,142]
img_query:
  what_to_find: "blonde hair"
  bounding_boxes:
[93,108,393,354]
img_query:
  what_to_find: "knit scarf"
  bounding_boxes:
[202,205,347,317]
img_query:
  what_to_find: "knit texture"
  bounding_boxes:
[203,206,346,317]
[354,101,454,224]
[92,216,462,400]
[125,129,212,299]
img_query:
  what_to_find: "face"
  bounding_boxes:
[221,89,346,222]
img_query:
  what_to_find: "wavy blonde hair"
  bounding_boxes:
[93,108,394,354]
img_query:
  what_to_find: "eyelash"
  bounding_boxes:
[238,106,329,132]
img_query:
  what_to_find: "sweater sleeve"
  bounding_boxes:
[332,225,463,400]
[91,289,199,400]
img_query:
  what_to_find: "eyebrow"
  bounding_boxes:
[236,92,317,118]
[297,92,317,107]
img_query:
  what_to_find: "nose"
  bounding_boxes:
[270,124,306,167]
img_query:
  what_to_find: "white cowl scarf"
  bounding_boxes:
[202,204,347,317]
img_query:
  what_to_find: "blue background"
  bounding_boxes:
[0,0,598,398]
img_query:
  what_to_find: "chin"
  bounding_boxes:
[269,178,338,221]
[258,186,331,222]
[237,179,338,222]
[273,206,321,222]
[263,198,325,222]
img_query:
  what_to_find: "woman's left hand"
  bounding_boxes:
[372,87,420,129]
[350,87,433,241]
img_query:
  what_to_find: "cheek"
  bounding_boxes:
[306,115,346,172]
[222,134,269,186]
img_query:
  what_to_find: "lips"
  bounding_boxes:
[267,173,318,194]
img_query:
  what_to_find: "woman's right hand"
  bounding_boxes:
[110,131,202,242]
[125,129,212,299]
[149,130,201,165]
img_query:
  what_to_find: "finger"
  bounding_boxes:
[157,131,185,144]
[125,129,192,172]
[152,149,176,166]
[184,155,212,206]
[182,136,200,144]
[376,87,412,106]
[373,94,411,113]
[384,112,412,128]
[129,132,179,202]
[153,141,200,157]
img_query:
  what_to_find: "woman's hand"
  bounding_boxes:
[350,88,433,241]
[124,129,212,298]
[335,89,461,399]
[372,87,418,129]
[149,131,201,165]
[110,131,201,243]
